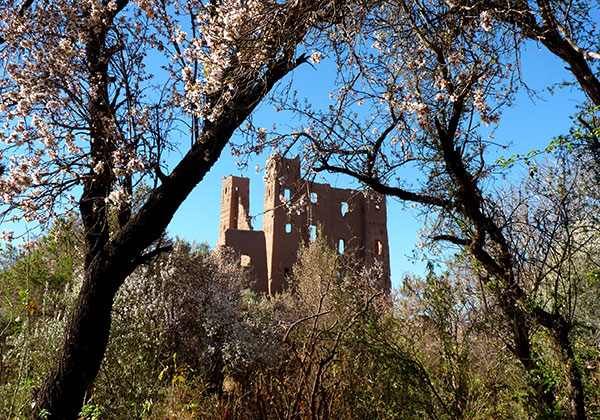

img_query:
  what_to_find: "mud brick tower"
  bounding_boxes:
[218,155,391,294]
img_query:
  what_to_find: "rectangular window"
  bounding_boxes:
[338,238,345,254]
[375,240,383,255]
[309,225,316,242]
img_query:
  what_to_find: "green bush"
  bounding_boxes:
[2,231,598,419]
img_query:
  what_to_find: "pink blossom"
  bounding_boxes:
[310,51,323,64]
[480,11,493,32]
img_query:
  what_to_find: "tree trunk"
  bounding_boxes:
[501,297,559,416]
[33,252,133,420]
[31,30,307,417]
[553,323,587,420]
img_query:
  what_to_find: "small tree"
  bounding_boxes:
[263,237,390,418]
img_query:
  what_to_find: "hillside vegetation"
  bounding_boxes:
[1,203,599,419]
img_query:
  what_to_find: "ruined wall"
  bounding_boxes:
[218,156,391,294]
[263,156,390,292]
[218,176,253,246]
[217,176,268,292]
[222,229,269,293]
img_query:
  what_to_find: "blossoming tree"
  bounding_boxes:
[0,0,342,418]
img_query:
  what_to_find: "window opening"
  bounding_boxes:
[375,202,381,211]
[284,188,291,200]
[375,240,383,255]
[311,192,318,203]
[284,267,290,277]
[338,238,345,254]
[285,223,292,234]
[309,225,317,242]
[241,254,251,267]
[341,202,348,216]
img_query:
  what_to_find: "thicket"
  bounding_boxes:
[1,0,600,417]
[1,208,598,419]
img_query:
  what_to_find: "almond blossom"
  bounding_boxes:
[0,0,344,417]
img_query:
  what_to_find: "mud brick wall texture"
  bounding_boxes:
[218,156,390,294]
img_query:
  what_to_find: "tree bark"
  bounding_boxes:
[33,252,132,420]
[555,327,586,420]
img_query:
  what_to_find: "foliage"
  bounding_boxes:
[0,221,82,418]
[1,226,599,419]
[1,0,599,417]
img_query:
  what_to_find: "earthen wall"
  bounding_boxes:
[217,156,391,293]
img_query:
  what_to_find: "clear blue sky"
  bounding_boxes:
[167,41,586,289]
[2,41,584,289]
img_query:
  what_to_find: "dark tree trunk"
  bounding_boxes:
[434,107,563,416]
[33,254,132,419]
[552,320,586,420]
[499,294,559,415]
[31,24,309,419]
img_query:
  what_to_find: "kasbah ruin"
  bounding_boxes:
[217,155,391,294]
